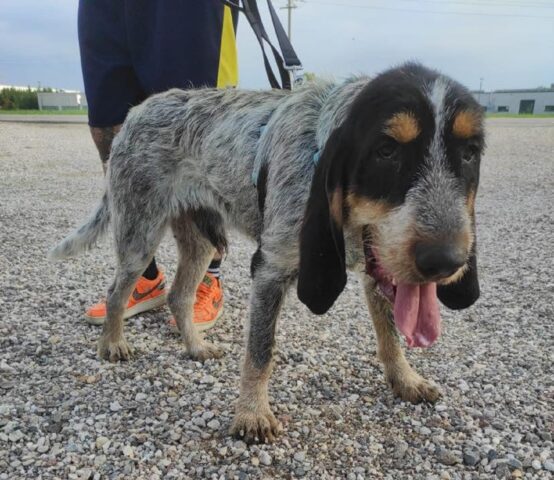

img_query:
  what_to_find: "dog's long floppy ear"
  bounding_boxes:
[298,128,350,315]
[437,234,480,310]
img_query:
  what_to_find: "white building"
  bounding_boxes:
[37,91,88,110]
[0,84,38,91]
[473,88,554,114]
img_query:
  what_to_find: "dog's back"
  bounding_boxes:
[109,87,290,241]
[107,81,364,245]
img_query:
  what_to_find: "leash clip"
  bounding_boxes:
[285,65,304,89]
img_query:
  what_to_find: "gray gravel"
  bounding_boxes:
[1,118,553,479]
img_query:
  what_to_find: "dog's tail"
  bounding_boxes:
[49,192,110,260]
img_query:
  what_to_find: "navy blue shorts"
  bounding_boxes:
[78,0,238,127]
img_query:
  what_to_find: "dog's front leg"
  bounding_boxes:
[362,275,441,403]
[230,267,289,443]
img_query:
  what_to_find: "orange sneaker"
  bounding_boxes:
[85,271,167,325]
[169,273,224,332]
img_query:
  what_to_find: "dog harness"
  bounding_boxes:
[251,124,321,232]
[251,125,321,186]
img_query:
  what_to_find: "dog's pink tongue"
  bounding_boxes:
[393,283,441,348]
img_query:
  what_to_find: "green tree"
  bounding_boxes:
[0,87,39,110]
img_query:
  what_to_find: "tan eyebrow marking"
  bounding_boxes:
[452,110,482,138]
[383,112,420,143]
[346,192,391,227]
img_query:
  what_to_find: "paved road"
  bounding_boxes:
[0,114,87,124]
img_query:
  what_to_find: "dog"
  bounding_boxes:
[51,63,484,443]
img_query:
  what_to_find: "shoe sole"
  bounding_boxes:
[169,304,224,333]
[84,294,168,326]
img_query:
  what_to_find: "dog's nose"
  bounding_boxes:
[415,243,465,279]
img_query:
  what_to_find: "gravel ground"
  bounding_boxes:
[1,118,553,479]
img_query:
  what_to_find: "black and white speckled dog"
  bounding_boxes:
[51,63,484,443]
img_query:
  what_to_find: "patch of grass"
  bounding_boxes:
[0,109,87,115]
[487,113,554,118]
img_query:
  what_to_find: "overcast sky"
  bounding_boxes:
[0,0,552,92]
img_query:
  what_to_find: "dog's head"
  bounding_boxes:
[298,63,484,347]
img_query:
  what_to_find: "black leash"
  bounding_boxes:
[219,0,304,270]
[221,0,303,90]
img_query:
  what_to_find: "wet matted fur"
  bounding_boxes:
[51,63,484,443]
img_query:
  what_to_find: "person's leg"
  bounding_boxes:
[126,0,238,330]
[89,125,120,174]
[78,0,166,324]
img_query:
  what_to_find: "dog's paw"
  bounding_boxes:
[97,336,132,362]
[387,369,441,404]
[230,409,282,444]
[188,341,224,362]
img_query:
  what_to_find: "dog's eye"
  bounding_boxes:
[377,141,398,159]
[462,146,478,163]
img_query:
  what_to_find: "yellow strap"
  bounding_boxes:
[217,6,239,88]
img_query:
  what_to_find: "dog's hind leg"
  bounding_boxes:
[230,263,290,443]
[97,269,140,362]
[169,215,223,361]
[98,220,166,362]
[362,275,441,403]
